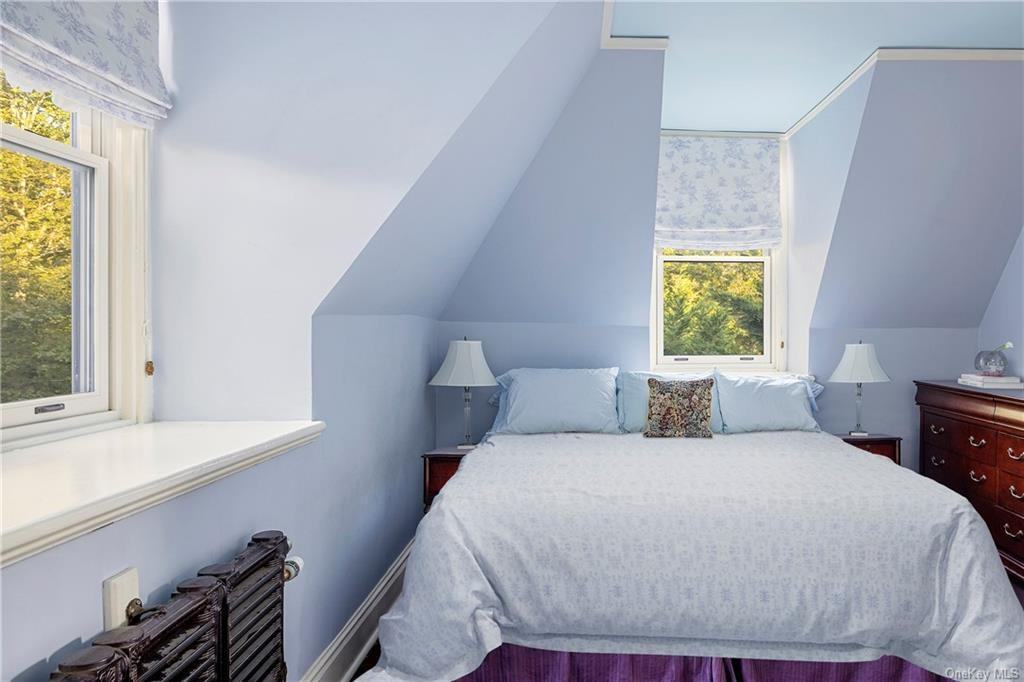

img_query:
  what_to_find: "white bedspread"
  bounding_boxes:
[361,432,1024,681]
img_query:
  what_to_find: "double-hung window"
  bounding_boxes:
[1,71,151,440]
[1,74,109,427]
[654,248,776,370]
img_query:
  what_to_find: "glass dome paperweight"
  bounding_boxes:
[974,341,1014,377]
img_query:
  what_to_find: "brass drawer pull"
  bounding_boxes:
[1010,485,1024,500]
[1004,524,1024,540]
[969,470,987,484]
[930,456,946,467]
[929,424,945,435]
[968,436,987,448]
[1010,448,1024,461]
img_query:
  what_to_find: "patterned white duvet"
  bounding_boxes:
[362,432,1024,681]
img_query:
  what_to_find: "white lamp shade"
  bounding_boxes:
[829,343,891,384]
[429,340,497,387]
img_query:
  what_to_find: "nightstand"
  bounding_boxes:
[422,448,467,512]
[839,434,902,465]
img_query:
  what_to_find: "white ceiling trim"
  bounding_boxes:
[661,129,782,140]
[601,0,669,51]
[784,48,1023,140]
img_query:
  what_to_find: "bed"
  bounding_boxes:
[361,431,1024,681]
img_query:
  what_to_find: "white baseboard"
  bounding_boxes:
[302,540,413,682]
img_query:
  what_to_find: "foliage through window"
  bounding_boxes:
[656,249,771,366]
[1,70,108,426]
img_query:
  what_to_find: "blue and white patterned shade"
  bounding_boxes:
[656,135,781,250]
[1,1,170,127]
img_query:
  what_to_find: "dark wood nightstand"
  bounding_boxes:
[422,448,468,512]
[838,434,902,465]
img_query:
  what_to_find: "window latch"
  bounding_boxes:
[145,361,155,376]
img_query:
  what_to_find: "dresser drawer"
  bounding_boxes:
[983,503,1024,562]
[998,469,1024,517]
[1000,432,1024,476]
[922,412,958,448]
[960,460,998,505]
[922,445,962,493]
[849,440,898,463]
[953,421,998,466]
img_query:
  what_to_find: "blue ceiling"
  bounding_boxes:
[611,2,1024,132]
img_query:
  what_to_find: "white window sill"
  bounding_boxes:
[1,420,325,567]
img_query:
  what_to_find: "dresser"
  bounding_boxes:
[915,380,1024,583]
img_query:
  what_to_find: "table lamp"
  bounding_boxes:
[429,339,497,448]
[829,342,890,436]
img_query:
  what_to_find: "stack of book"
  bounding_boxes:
[958,373,1024,389]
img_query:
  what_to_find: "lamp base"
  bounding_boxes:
[848,430,869,437]
[457,443,476,450]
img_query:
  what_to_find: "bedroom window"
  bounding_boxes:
[654,248,776,370]
[1,74,110,428]
[1,70,151,441]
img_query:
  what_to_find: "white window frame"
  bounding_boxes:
[659,245,778,368]
[1,124,109,427]
[1,103,152,445]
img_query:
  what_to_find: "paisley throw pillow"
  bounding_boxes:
[644,377,715,438]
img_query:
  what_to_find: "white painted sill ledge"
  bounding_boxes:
[1,420,325,568]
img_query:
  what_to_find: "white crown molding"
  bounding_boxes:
[876,48,1024,62]
[601,0,669,51]
[302,539,413,682]
[784,48,1023,139]
[661,129,782,140]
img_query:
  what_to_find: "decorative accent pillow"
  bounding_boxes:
[617,370,723,434]
[644,377,715,438]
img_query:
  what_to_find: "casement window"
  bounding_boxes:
[654,248,779,371]
[1,73,151,439]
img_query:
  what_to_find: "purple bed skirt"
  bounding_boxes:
[458,645,949,682]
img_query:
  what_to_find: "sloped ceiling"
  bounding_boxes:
[812,58,1024,329]
[786,65,875,371]
[153,1,573,419]
[611,1,1024,131]
[316,2,603,317]
[441,49,664,327]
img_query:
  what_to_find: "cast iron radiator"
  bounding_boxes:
[50,531,289,682]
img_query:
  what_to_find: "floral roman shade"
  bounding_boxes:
[1,1,170,127]
[655,136,781,250]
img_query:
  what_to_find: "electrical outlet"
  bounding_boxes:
[102,567,139,631]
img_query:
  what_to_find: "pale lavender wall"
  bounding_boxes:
[786,67,874,373]
[316,2,601,318]
[978,228,1024,376]
[434,50,665,446]
[152,1,560,420]
[813,59,1024,330]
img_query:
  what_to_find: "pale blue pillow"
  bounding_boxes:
[715,371,820,433]
[617,371,723,434]
[492,368,620,434]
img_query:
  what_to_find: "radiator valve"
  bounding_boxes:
[283,556,303,582]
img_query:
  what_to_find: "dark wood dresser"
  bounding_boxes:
[915,380,1024,583]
